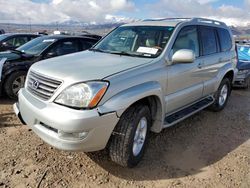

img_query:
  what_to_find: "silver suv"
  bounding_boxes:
[14,18,237,167]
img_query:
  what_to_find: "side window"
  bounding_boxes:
[172,26,199,57]
[217,28,232,52]
[47,40,79,56]
[4,37,15,47]
[29,36,38,41]
[200,27,217,55]
[81,40,95,50]
[6,36,29,47]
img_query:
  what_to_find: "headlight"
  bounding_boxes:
[55,81,109,109]
[238,69,250,74]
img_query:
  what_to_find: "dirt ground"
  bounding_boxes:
[0,89,249,188]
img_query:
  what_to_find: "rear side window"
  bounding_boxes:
[200,27,217,56]
[80,40,95,50]
[217,28,232,52]
[5,36,29,47]
[48,40,79,56]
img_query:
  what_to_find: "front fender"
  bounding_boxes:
[98,81,164,117]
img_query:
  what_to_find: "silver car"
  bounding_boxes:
[14,18,237,167]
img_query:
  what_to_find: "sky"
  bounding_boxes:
[0,0,250,26]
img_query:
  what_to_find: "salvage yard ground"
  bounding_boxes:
[0,89,249,188]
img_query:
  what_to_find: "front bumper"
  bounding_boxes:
[14,89,119,152]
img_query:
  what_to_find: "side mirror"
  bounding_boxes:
[45,52,57,58]
[172,49,195,64]
[2,42,9,47]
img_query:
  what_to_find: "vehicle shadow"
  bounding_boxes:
[87,92,250,180]
[0,97,16,105]
[0,112,22,128]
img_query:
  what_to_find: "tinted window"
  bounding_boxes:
[48,40,79,56]
[200,27,217,55]
[81,40,95,50]
[29,36,38,41]
[172,26,199,57]
[217,28,232,52]
[6,36,29,47]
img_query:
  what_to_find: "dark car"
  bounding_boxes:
[0,35,99,98]
[0,33,40,52]
[234,44,250,88]
[0,29,5,35]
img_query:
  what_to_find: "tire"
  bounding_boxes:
[209,78,231,112]
[4,71,27,99]
[244,77,250,89]
[109,104,152,167]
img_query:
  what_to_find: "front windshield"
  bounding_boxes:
[93,26,174,58]
[237,45,250,61]
[17,37,55,55]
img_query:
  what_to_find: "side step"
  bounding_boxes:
[164,96,214,128]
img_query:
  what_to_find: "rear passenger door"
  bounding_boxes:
[198,26,232,96]
[166,26,204,113]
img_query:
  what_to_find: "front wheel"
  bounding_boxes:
[108,104,152,167]
[4,71,27,99]
[209,78,231,112]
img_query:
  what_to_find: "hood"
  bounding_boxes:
[0,51,21,61]
[237,60,250,70]
[31,51,153,82]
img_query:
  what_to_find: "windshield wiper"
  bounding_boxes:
[89,48,106,53]
[108,51,140,57]
[109,51,155,58]
[10,49,25,55]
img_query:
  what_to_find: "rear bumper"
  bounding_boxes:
[14,89,119,152]
[233,72,250,87]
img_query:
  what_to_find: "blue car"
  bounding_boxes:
[234,44,250,88]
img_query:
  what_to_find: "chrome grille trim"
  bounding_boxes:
[27,71,62,100]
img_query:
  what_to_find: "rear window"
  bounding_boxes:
[200,27,217,56]
[217,28,232,52]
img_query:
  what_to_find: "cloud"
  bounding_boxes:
[0,0,250,27]
[0,0,135,24]
[147,0,250,26]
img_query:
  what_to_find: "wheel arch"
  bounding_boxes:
[98,81,164,133]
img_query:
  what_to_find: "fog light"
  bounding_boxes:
[58,130,88,141]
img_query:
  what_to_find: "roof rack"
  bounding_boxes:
[143,18,191,22]
[143,17,227,27]
[191,18,227,26]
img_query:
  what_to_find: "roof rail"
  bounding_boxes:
[191,18,227,26]
[142,17,227,27]
[143,18,192,22]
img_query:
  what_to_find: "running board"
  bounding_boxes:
[163,96,214,128]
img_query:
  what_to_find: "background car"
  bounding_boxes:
[0,35,100,99]
[0,33,40,52]
[234,44,250,88]
[0,29,5,35]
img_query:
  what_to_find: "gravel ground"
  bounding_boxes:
[0,89,249,188]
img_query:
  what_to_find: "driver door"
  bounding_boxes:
[165,26,204,114]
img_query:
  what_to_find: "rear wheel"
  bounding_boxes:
[4,71,26,99]
[245,77,250,89]
[209,78,231,112]
[109,104,151,167]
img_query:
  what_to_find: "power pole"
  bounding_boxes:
[29,18,31,32]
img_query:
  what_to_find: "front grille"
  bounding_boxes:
[27,71,62,100]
